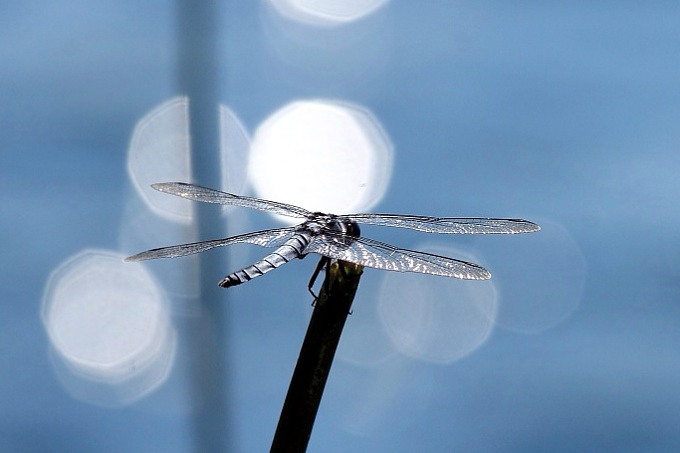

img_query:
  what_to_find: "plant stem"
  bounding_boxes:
[270,260,363,453]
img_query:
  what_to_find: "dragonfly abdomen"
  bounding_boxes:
[218,232,312,287]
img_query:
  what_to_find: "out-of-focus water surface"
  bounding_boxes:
[3,2,680,452]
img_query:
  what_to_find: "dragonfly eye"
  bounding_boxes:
[333,219,361,248]
[324,217,359,234]
[317,217,361,247]
[344,221,360,238]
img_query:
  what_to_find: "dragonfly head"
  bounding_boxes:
[338,218,361,238]
[309,213,361,240]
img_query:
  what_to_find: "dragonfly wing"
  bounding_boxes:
[306,232,491,280]
[152,182,312,218]
[345,214,540,234]
[125,227,296,261]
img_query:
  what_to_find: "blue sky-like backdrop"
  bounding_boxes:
[3,1,680,452]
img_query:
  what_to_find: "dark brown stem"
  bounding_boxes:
[270,260,363,453]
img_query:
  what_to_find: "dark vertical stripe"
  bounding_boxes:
[177,0,231,451]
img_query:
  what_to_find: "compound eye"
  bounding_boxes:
[346,222,361,237]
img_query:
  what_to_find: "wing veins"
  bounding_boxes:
[152,182,312,218]
[125,227,295,261]
[344,213,540,234]
[306,231,491,280]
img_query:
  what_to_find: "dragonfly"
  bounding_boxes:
[126,183,540,288]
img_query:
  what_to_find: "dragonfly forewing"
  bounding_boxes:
[346,214,540,234]
[152,182,313,218]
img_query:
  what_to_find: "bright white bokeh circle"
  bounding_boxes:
[41,250,175,406]
[219,104,251,201]
[127,98,250,222]
[248,99,392,217]
[127,97,192,222]
[268,0,390,27]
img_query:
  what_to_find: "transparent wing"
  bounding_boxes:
[345,214,540,234]
[125,227,296,261]
[306,232,491,280]
[152,182,313,218]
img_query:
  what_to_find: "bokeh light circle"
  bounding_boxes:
[268,0,390,27]
[127,97,192,222]
[219,104,251,200]
[248,99,392,217]
[41,250,175,406]
[127,98,251,221]
[477,219,586,334]
[377,244,497,364]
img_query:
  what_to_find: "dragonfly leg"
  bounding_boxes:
[308,257,330,304]
[307,259,355,314]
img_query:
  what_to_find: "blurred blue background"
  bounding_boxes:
[3,1,680,452]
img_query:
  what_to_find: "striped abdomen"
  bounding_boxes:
[218,232,312,287]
